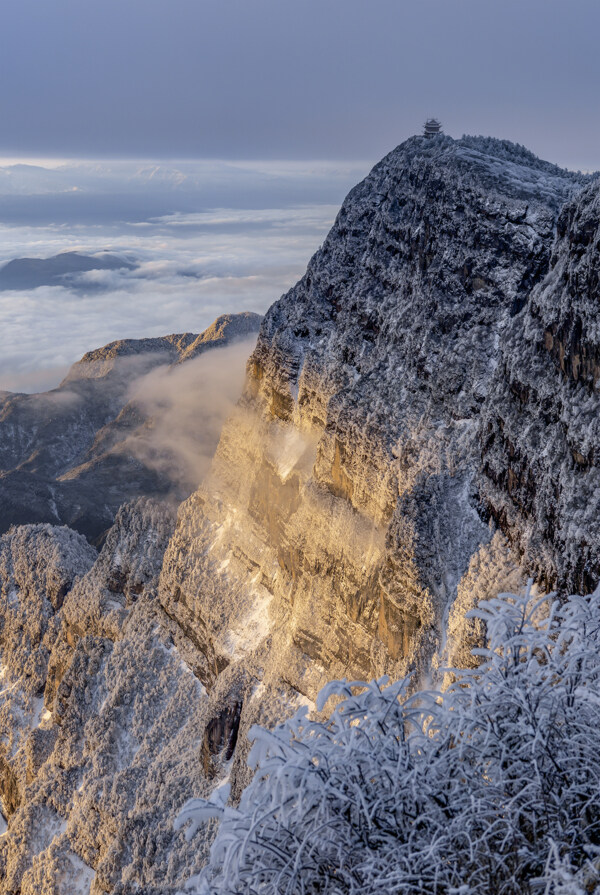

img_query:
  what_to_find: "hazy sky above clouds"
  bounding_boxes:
[1,0,599,170]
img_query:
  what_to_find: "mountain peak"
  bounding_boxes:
[65,310,263,383]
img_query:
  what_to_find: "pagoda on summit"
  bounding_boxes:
[423,118,443,138]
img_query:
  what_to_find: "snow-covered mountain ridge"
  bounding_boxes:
[0,135,599,892]
[0,311,262,543]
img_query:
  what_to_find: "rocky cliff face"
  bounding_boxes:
[480,177,600,592]
[159,136,586,703]
[0,502,215,893]
[0,136,598,892]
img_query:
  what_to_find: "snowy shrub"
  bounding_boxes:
[179,586,600,894]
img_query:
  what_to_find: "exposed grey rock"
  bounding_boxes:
[480,176,600,591]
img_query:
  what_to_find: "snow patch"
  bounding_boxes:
[272,429,309,481]
[221,589,273,659]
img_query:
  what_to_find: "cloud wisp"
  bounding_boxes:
[123,337,257,491]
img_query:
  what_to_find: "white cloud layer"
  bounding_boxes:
[0,159,366,391]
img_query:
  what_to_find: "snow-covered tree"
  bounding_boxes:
[179,585,600,894]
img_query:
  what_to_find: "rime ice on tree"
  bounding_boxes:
[423,117,442,137]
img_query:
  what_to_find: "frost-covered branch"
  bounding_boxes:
[180,587,600,894]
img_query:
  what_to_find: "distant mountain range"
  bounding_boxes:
[0,251,136,291]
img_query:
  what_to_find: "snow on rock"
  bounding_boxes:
[161,134,588,725]
[0,524,95,760]
[443,531,525,673]
[480,175,600,592]
[156,136,594,846]
[0,500,230,893]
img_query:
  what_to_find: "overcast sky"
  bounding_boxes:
[1,0,599,170]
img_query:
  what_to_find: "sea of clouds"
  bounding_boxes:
[0,158,368,392]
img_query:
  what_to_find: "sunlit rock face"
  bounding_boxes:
[0,501,221,895]
[160,136,585,717]
[480,177,600,592]
[0,499,311,892]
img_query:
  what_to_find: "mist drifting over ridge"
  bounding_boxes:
[125,336,261,490]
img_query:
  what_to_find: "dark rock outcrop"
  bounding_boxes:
[0,251,136,292]
[480,177,600,591]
